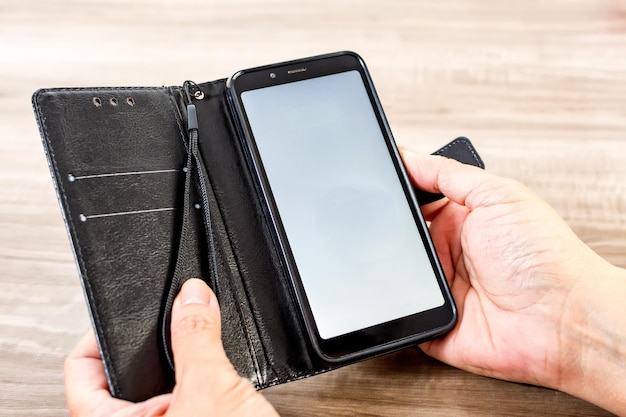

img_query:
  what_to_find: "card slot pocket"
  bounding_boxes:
[62,169,184,222]
[71,208,180,400]
[67,168,181,182]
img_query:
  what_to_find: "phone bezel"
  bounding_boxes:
[226,51,456,363]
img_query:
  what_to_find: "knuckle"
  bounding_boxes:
[474,176,524,206]
[172,313,216,338]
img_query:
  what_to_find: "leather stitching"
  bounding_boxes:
[435,137,484,168]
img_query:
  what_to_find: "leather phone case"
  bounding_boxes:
[32,79,484,402]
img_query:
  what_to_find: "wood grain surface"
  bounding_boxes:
[1,0,625,415]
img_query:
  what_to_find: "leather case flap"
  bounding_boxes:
[33,81,484,402]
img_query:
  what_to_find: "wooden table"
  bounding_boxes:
[1,0,624,415]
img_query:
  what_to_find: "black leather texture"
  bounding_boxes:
[32,80,484,402]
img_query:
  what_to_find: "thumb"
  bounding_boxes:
[401,149,502,211]
[168,279,279,417]
[170,278,238,389]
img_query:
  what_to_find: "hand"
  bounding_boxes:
[401,150,602,389]
[65,279,279,417]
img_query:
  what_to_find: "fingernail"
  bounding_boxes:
[180,278,211,305]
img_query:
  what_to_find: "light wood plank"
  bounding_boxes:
[1,0,624,415]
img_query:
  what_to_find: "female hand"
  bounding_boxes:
[65,279,279,417]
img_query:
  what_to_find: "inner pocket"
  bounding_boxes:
[158,86,264,386]
[191,81,320,386]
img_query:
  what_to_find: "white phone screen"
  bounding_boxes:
[241,70,444,340]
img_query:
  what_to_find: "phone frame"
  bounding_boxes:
[226,51,456,363]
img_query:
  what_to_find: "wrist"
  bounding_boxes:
[558,258,626,415]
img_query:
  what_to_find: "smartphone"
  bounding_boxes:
[226,51,456,362]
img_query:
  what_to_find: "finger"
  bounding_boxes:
[170,279,238,388]
[169,279,278,416]
[419,196,450,222]
[65,330,130,416]
[401,149,496,210]
[67,328,102,363]
[110,394,172,417]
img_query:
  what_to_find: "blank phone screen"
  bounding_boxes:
[241,70,444,340]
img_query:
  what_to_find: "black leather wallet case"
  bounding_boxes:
[32,79,484,402]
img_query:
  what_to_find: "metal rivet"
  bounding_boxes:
[182,167,189,173]
[193,90,205,100]
[79,214,87,222]
[126,97,135,106]
[92,97,102,107]
[68,174,76,182]
[194,203,201,209]
[110,97,118,106]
